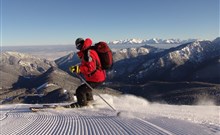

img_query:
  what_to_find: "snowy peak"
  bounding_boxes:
[111,38,144,44]
[109,38,198,45]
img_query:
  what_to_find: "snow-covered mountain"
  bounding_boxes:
[110,38,144,44]
[1,51,56,75]
[109,38,198,45]
[113,45,161,62]
[1,38,219,105]
[0,52,76,104]
[111,38,220,83]
[0,51,56,89]
[109,38,220,105]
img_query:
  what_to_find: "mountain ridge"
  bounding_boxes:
[108,38,201,45]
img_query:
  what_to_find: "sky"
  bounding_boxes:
[0,0,219,46]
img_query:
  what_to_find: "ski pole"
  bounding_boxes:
[75,73,116,112]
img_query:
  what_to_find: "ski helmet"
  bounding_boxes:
[75,38,84,50]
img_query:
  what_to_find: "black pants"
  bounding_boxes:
[75,82,102,106]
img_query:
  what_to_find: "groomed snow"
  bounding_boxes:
[0,94,219,135]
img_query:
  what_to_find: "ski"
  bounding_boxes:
[30,106,56,112]
[29,103,97,112]
[29,104,71,112]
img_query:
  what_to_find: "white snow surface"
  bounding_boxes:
[0,94,219,135]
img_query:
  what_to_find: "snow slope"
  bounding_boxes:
[0,94,219,135]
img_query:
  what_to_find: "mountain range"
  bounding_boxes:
[109,38,199,44]
[112,38,220,83]
[57,38,220,84]
[0,37,219,105]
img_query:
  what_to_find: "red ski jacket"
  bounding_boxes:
[77,39,106,83]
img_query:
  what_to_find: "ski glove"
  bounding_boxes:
[69,66,80,73]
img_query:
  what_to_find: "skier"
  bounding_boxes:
[68,38,106,108]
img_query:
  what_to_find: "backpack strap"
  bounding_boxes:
[83,49,92,62]
[86,49,102,77]
[88,60,100,77]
